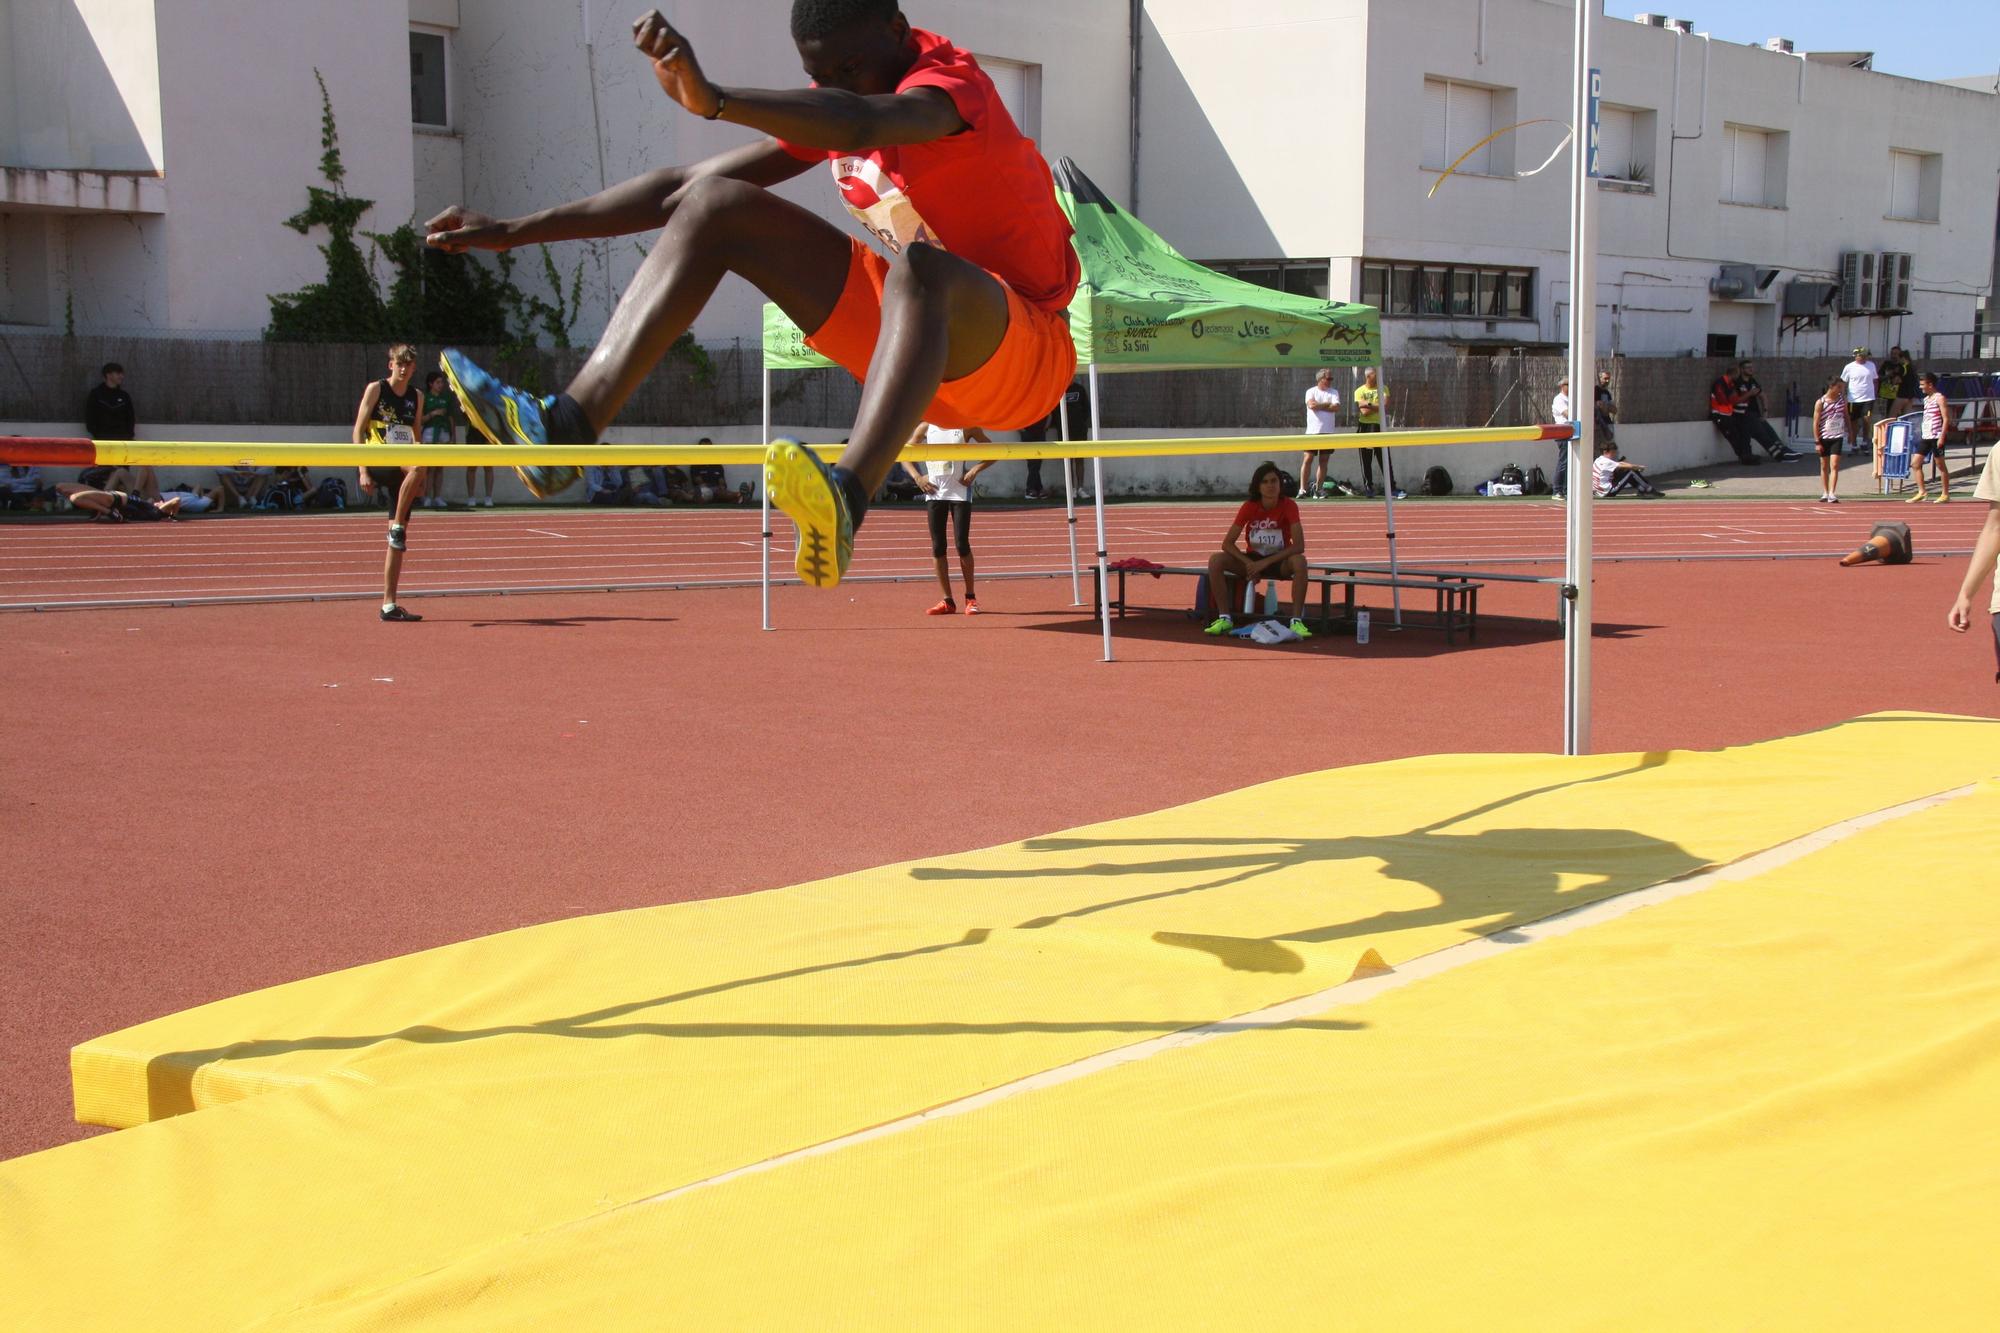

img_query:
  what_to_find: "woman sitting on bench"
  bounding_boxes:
[1204,461,1312,639]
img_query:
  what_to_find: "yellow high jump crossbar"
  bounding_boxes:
[0,424,1571,470]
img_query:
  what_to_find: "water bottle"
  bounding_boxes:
[1356,610,1371,645]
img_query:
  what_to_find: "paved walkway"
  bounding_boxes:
[1651,431,1987,501]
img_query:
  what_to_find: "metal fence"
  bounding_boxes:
[2,331,1990,435]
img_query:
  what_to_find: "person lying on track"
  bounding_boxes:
[424,0,1078,590]
[1203,461,1313,641]
[56,483,182,522]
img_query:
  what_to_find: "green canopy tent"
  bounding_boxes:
[759,159,1385,655]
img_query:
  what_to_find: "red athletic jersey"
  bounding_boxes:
[777,28,1080,313]
[1235,498,1300,558]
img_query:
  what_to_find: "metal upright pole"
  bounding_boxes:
[1563,2,1601,755]
[1060,393,1081,605]
[1090,365,1113,663]
[1378,363,1403,627]
[760,366,773,631]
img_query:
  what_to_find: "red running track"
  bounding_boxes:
[0,498,1983,609]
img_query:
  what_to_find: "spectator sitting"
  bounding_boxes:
[4,465,59,511]
[1707,367,1760,466]
[1592,440,1660,498]
[158,484,219,514]
[627,465,674,506]
[1735,360,1800,460]
[56,483,181,522]
[687,437,753,504]
[1202,460,1314,640]
[584,465,631,505]
[216,465,273,511]
[263,467,314,510]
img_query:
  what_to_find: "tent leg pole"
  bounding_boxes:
[1382,446,1403,627]
[1090,366,1113,663]
[1061,397,1080,606]
[760,367,773,631]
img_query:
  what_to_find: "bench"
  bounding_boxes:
[1317,562,1571,629]
[1093,563,1484,645]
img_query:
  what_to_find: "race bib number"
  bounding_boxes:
[385,424,415,446]
[831,156,937,256]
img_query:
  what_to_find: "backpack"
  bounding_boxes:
[1526,465,1550,495]
[1279,469,1299,498]
[1422,465,1454,496]
[1496,462,1525,488]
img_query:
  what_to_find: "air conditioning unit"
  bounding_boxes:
[1668,19,1694,33]
[1877,251,1912,312]
[1635,12,1669,25]
[1765,37,1795,54]
[1711,264,1780,300]
[1782,280,1839,316]
[1839,251,1878,313]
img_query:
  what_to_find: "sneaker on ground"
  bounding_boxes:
[1203,615,1234,636]
[926,598,956,615]
[963,597,980,615]
[439,348,581,498]
[1288,617,1314,639]
[380,603,422,622]
[765,439,854,588]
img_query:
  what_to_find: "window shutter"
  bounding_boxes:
[1888,151,1921,219]
[1422,79,1449,171]
[1597,107,1634,178]
[1446,82,1494,175]
[1727,127,1767,205]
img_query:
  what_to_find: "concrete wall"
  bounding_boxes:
[1133,0,1999,359]
[0,0,163,171]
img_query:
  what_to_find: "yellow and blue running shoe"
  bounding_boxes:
[439,349,581,498]
[765,439,853,588]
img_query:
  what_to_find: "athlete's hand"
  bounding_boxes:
[424,207,512,253]
[915,475,938,496]
[1948,594,1972,632]
[633,11,723,119]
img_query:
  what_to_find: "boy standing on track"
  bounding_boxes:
[1947,438,2000,682]
[1909,371,1953,504]
[351,345,427,622]
[425,1,1079,591]
[1811,376,1848,503]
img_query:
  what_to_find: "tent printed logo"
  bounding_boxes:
[1320,322,1370,347]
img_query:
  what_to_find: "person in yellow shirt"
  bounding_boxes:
[1947,442,2000,683]
[1350,367,1389,497]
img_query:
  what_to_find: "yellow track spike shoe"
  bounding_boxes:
[439,348,581,498]
[765,439,853,588]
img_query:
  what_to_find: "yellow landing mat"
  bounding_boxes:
[293,779,2000,1332]
[1,713,1994,1330]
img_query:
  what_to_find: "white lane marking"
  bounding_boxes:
[527,529,570,539]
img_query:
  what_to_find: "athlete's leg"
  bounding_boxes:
[383,467,428,609]
[953,502,975,600]
[563,179,854,433]
[927,502,953,603]
[836,243,1011,497]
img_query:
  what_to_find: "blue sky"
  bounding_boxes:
[1639,2,1999,83]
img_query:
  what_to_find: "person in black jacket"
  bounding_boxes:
[80,362,156,498]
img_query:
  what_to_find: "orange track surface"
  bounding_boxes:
[2,509,1995,1162]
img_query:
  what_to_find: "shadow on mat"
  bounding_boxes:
[143,753,1697,1117]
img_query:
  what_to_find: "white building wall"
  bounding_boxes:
[1137,0,1998,360]
[0,0,164,171]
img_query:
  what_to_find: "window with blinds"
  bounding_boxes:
[1887,149,1941,221]
[1359,260,1535,319]
[1422,78,1504,176]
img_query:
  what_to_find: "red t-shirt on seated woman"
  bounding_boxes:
[1234,497,1301,559]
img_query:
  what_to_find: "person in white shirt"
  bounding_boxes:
[1839,348,1878,455]
[903,421,992,615]
[1810,376,1849,503]
[1591,440,1659,498]
[1299,369,1341,500]
[1550,378,1573,498]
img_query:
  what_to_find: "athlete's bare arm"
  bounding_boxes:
[425,140,813,252]
[633,11,967,151]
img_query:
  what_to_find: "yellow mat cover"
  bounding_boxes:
[2,713,1995,1329]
